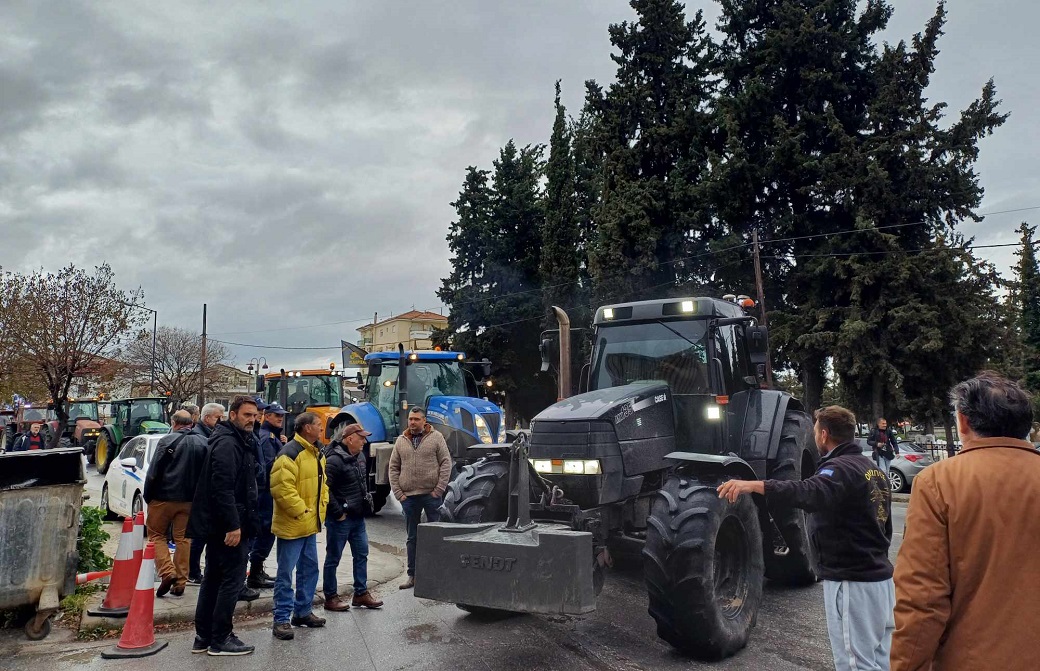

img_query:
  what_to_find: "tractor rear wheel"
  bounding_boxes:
[643,474,764,660]
[95,431,115,474]
[437,457,511,523]
[764,411,818,586]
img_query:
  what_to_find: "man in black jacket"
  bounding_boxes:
[144,411,206,598]
[718,406,893,671]
[322,423,383,611]
[186,403,224,586]
[868,417,899,475]
[186,396,261,657]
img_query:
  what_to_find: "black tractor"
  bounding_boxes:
[416,296,818,660]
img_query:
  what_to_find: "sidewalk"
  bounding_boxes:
[79,523,406,633]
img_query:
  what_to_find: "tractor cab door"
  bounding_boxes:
[367,363,400,437]
[114,402,131,437]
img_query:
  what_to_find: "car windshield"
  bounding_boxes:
[591,320,711,394]
[68,402,98,421]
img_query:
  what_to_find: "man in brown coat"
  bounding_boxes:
[892,371,1040,670]
[388,406,451,590]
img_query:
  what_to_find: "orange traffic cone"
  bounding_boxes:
[87,517,138,617]
[132,510,146,561]
[102,542,168,659]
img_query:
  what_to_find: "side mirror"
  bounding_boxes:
[746,325,769,367]
[356,372,363,385]
[480,358,492,379]
[368,363,382,377]
[539,338,555,373]
[120,457,138,470]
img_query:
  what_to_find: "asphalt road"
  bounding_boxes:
[0,460,908,671]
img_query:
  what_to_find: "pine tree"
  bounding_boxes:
[540,81,581,319]
[1015,223,1040,392]
[584,0,718,303]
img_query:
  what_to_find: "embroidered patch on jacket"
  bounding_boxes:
[819,468,835,476]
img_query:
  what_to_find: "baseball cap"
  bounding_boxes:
[341,423,371,439]
[264,402,287,416]
[254,397,269,411]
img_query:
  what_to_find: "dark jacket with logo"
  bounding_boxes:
[13,432,47,451]
[186,421,260,540]
[325,443,370,520]
[764,441,893,582]
[143,427,207,503]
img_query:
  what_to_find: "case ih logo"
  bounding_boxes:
[460,554,517,572]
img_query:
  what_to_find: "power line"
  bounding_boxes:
[763,241,1024,260]
[208,338,341,351]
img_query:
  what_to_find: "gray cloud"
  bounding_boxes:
[1,0,1037,370]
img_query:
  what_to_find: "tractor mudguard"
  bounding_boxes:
[414,522,596,615]
[334,403,387,443]
[664,452,758,482]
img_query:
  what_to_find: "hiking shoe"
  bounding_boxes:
[324,595,350,612]
[290,612,326,628]
[191,636,209,654]
[208,634,254,656]
[247,562,276,589]
[399,576,415,590]
[156,576,175,598]
[272,622,294,640]
[237,585,260,602]
[352,591,384,609]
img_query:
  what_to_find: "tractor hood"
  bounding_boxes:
[426,395,504,443]
[533,383,674,437]
[140,421,170,434]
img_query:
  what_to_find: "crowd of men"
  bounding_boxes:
[142,396,452,657]
[720,371,1040,670]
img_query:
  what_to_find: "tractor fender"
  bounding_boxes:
[333,402,387,443]
[735,390,805,468]
[664,452,758,482]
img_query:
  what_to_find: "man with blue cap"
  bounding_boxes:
[247,400,286,589]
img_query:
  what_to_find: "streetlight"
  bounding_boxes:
[247,357,268,393]
[120,300,157,394]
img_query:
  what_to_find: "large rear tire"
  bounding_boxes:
[764,411,818,586]
[95,431,115,474]
[643,474,764,660]
[437,457,511,523]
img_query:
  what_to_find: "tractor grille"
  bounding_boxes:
[529,420,618,509]
[481,413,500,438]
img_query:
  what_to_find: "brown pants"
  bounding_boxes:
[146,500,192,588]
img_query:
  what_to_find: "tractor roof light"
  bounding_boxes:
[409,353,419,361]
[603,308,614,320]
[485,379,493,388]
[681,300,695,313]
[456,354,465,361]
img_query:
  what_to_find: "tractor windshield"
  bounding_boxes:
[129,400,165,424]
[365,360,472,434]
[277,375,343,413]
[591,320,711,394]
[67,402,99,422]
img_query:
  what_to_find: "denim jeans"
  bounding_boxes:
[273,535,319,624]
[323,516,369,598]
[401,493,441,577]
[876,455,891,477]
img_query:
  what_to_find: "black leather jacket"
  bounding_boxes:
[187,421,260,539]
[325,443,370,519]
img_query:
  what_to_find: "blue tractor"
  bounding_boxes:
[329,348,506,513]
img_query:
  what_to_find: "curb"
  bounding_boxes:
[892,493,910,503]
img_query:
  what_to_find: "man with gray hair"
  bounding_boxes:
[145,410,207,597]
[892,371,1040,670]
[181,402,201,426]
[187,403,226,586]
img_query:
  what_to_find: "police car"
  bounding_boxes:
[100,434,167,519]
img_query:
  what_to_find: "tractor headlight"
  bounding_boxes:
[706,405,721,420]
[530,459,601,475]
[473,414,493,444]
[563,460,584,474]
[533,460,552,473]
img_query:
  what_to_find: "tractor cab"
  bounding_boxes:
[94,397,170,474]
[51,398,103,456]
[262,369,346,439]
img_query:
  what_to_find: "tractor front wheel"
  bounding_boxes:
[644,473,764,660]
[437,457,511,523]
[95,431,115,474]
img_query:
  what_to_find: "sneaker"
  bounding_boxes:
[351,591,384,609]
[191,636,209,654]
[290,612,326,628]
[156,576,175,598]
[187,575,203,587]
[272,622,294,640]
[208,634,254,656]
[237,585,260,602]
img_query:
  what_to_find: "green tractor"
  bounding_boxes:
[94,397,171,474]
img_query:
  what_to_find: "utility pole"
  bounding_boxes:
[752,230,774,387]
[199,304,207,406]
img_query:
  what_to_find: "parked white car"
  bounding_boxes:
[100,434,167,519]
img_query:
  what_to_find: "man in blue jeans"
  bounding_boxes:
[322,423,383,611]
[388,407,452,590]
[268,413,329,641]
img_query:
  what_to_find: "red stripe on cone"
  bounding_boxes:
[101,542,168,659]
[87,517,137,617]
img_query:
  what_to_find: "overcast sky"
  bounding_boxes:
[2,1,1037,370]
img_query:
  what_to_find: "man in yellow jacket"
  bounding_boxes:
[269,412,330,641]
